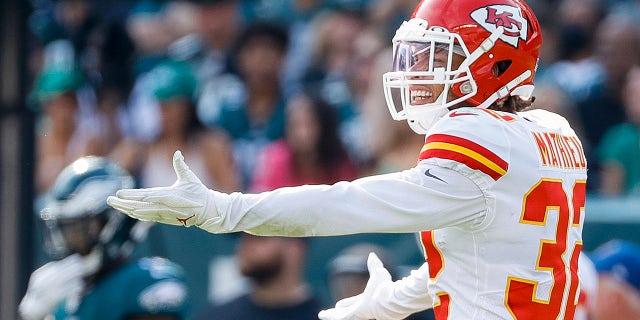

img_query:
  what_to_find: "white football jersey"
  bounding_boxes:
[208,107,587,320]
[415,107,587,319]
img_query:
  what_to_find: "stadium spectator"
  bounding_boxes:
[93,74,132,157]
[199,22,290,189]
[280,0,328,98]
[302,8,366,158]
[193,234,323,320]
[597,67,640,196]
[190,0,244,121]
[123,0,171,142]
[536,0,605,105]
[19,157,189,320]
[365,0,416,40]
[192,0,240,76]
[112,58,239,193]
[576,13,640,190]
[340,25,388,165]
[164,1,201,58]
[250,91,358,192]
[31,63,107,194]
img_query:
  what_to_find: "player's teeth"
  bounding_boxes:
[411,90,433,100]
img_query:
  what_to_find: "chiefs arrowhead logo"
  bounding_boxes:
[470,5,528,48]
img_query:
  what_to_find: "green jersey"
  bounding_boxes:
[52,257,189,319]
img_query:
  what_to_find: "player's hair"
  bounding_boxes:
[489,61,535,113]
[492,95,535,113]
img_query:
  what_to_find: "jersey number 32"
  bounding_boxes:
[506,178,586,320]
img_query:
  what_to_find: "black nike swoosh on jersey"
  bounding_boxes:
[424,169,447,183]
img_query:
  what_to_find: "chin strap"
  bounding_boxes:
[476,69,533,109]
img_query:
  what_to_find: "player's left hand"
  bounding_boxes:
[318,252,392,320]
[107,150,219,227]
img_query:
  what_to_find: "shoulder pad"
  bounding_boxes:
[138,279,189,313]
[518,109,576,136]
[421,107,510,182]
[129,258,190,315]
[138,257,186,280]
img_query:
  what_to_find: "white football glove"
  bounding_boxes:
[19,254,86,320]
[318,253,433,320]
[319,252,388,320]
[107,150,218,228]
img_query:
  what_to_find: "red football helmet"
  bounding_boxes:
[383,0,542,133]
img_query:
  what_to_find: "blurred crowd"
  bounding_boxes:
[26,0,640,199]
[23,0,640,318]
[28,0,420,200]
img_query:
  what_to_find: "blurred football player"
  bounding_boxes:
[108,0,588,319]
[19,157,189,320]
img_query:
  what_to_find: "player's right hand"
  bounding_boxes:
[107,150,219,228]
[19,254,86,320]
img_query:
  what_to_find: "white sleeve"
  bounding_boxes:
[199,162,488,236]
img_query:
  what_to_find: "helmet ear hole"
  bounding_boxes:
[494,60,512,77]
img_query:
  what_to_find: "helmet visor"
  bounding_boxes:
[393,41,466,74]
[382,21,478,134]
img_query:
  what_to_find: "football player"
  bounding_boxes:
[107,0,588,319]
[19,157,189,320]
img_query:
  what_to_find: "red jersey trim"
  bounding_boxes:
[419,134,508,180]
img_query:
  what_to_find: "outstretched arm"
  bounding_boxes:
[108,151,487,236]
